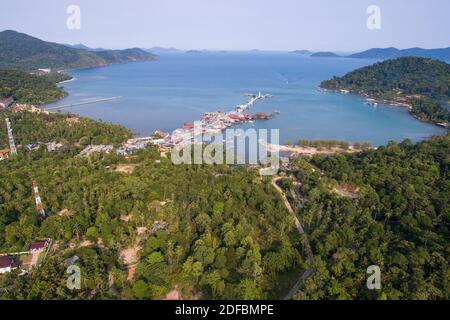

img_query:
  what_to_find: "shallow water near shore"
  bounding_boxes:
[45,53,446,146]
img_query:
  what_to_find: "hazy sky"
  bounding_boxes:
[1,0,449,51]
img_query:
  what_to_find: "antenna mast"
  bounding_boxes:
[5,118,17,155]
[32,180,46,218]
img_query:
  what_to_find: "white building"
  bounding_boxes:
[0,256,19,274]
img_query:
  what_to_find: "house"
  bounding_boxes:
[64,255,79,266]
[38,68,51,74]
[46,142,64,152]
[26,144,41,151]
[151,220,168,233]
[30,239,48,253]
[0,97,14,109]
[0,149,10,161]
[280,157,290,169]
[0,256,20,274]
[153,130,170,139]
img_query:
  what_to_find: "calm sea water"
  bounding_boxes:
[46,53,445,146]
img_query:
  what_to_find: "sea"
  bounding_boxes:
[45,52,446,146]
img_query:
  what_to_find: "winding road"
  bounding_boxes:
[271,176,314,300]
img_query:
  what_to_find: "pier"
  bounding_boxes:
[46,96,122,110]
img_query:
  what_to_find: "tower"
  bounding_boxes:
[5,118,17,155]
[32,180,46,218]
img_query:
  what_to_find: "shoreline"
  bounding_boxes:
[320,86,449,129]
[259,140,369,156]
[36,64,447,149]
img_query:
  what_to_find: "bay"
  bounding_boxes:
[46,53,446,146]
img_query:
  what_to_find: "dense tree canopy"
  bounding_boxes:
[0,111,302,300]
[291,135,450,299]
[0,69,71,105]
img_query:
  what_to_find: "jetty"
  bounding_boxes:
[46,96,122,110]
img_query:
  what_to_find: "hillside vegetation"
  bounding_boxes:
[291,135,450,299]
[0,110,301,300]
[0,69,72,105]
[0,30,157,70]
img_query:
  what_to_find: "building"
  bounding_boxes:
[0,97,14,109]
[26,144,41,151]
[0,149,10,161]
[38,68,51,74]
[64,255,79,266]
[46,142,64,152]
[30,239,48,253]
[153,130,170,139]
[280,157,290,169]
[0,256,20,274]
[183,122,194,129]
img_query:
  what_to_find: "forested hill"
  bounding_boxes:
[292,134,450,299]
[0,30,158,70]
[0,69,71,105]
[321,57,450,125]
[0,109,300,300]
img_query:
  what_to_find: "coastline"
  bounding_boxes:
[39,60,447,148]
[319,86,449,130]
[259,140,369,156]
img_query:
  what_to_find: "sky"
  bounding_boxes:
[1,0,449,51]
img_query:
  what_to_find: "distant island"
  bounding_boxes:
[321,57,450,128]
[0,30,158,70]
[144,47,183,55]
[290,50,312,55]
[311,51,341,58]
[185,50,203,54]
[287,47,450,61]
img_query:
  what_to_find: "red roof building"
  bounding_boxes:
[0,97,14,109]
[0,149,10,161]
[0,256,20,274]
[30,239,48,251]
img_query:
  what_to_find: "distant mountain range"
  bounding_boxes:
[1,29,449,70]
[0,30,158,70]
[348,47,450,61]
[290,46,450,61]
[64,43,106,52]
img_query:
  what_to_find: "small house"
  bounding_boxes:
[0,149,10,161]
[30,239,48,253]
[0,97,14,109]
[46,142,64,152]
[280,157,290,169]
[0,256,20,274]
[64,255,79,266]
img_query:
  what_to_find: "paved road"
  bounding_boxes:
[271,176,314,300]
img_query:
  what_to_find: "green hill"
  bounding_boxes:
[0,30,157,70]
[0,69,71,105]
[321,57,450,125]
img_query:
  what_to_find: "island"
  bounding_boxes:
[320,57,450,128]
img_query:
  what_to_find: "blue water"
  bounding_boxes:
[46,53,446,146]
